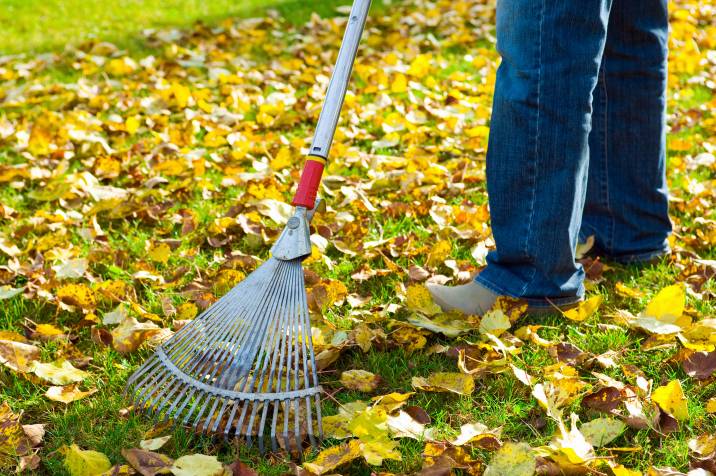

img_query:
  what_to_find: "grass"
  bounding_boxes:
[1,0,715,474]
[0,0,370,55]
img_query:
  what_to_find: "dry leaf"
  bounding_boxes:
[170,454,229,476]
[45,385,97,403]
[412,372,474,395]
[61,444,112,476]
[340,370,380,393]
[30,360,89,385]
[651,380,689,421]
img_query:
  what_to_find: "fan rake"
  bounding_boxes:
[125,0,371,453]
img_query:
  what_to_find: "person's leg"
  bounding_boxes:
[582,0,671,263]
[469,0,613,312]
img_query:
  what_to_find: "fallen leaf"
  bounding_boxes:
[340,370,380,392]
[0,339,40,372]
[479,309,511,336]
[45,385,97,403]
[111,316,161,353]
[385,411,430,440]
[563,295,602,322]
[302,439,362,475]
[30,360,89,385]
[61,444,112,476]
[52,258,88,279]
[405,285,442,317]
[0,402,31,458]
[651,380,689,421]
[139,436,171,451]
[412,372,474,395]
[122,448,173,476]
[484,442,535,476]
[0,286,24,300]
[644,284,686,322]
[170,454,228,476]
[148,243,172,264]
[450,422,501,448]
[56,283,97,309]
[579,417,626,447]
[407,312,472,337]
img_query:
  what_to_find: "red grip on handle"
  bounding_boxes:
[292,159,325,208]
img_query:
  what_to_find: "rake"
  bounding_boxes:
[125,0,371,453]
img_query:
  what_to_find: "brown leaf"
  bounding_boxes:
[21,424,45,448]
[111,317,161,353]
[408,264,430,282]
[682,351,716,380]
[582,387,623,413]
[91,326,113,347]
[0,339,40,373]
[227,460,258,476]
[549,342,589,366]
[121,448,174,476]
[404,406,431,425]
[18,453,41,472]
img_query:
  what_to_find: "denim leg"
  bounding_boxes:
[476,0,612,307]
[582,0,672,263]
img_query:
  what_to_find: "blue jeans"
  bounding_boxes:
[475,0,672,308]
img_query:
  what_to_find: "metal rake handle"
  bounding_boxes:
[292,0,371,209]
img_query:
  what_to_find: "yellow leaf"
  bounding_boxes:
[139,435,171,451]
[615,282,645,299]
[405,285,442,317]
[563,295,602,322]
[407,312,471,337]
[610,464,642,476]
[412,372,474,395]
[148,243,171,264]
[643,284,685,322]
[110,316,161,354]
[706,397,716,414]
[57,284,97,309]
[34,323,66,341]
[347,407,401,466]
[31,360,88,385]
[303,439,362,475]
[45,385,97,404]
[125,116,140,135]
[340,370,380,392]
[176,303,198,320]
[0,402,29,457]
[61,444,112,476]
[270,147,292,171]
[371,392,414,413]
[479,310,511,336]
[484,442,535,476]
[651,380,689,421]
[170,454,228,476]
[391,73,408,93]
[426,240,451,268]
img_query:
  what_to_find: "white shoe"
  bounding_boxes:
[426,281,498,316]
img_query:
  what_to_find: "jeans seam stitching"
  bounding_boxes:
[602,60,615,253]
[519,0,545,295]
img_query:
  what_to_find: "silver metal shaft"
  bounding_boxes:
[308,0,372,159]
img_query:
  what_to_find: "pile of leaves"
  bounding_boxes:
[0,0,715,474]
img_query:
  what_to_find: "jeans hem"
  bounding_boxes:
[606,245,670,264]
[474,274,584,310]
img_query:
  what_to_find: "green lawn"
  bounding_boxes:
[0,0,362,54]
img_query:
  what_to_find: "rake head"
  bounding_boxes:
[126,206,323,453]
